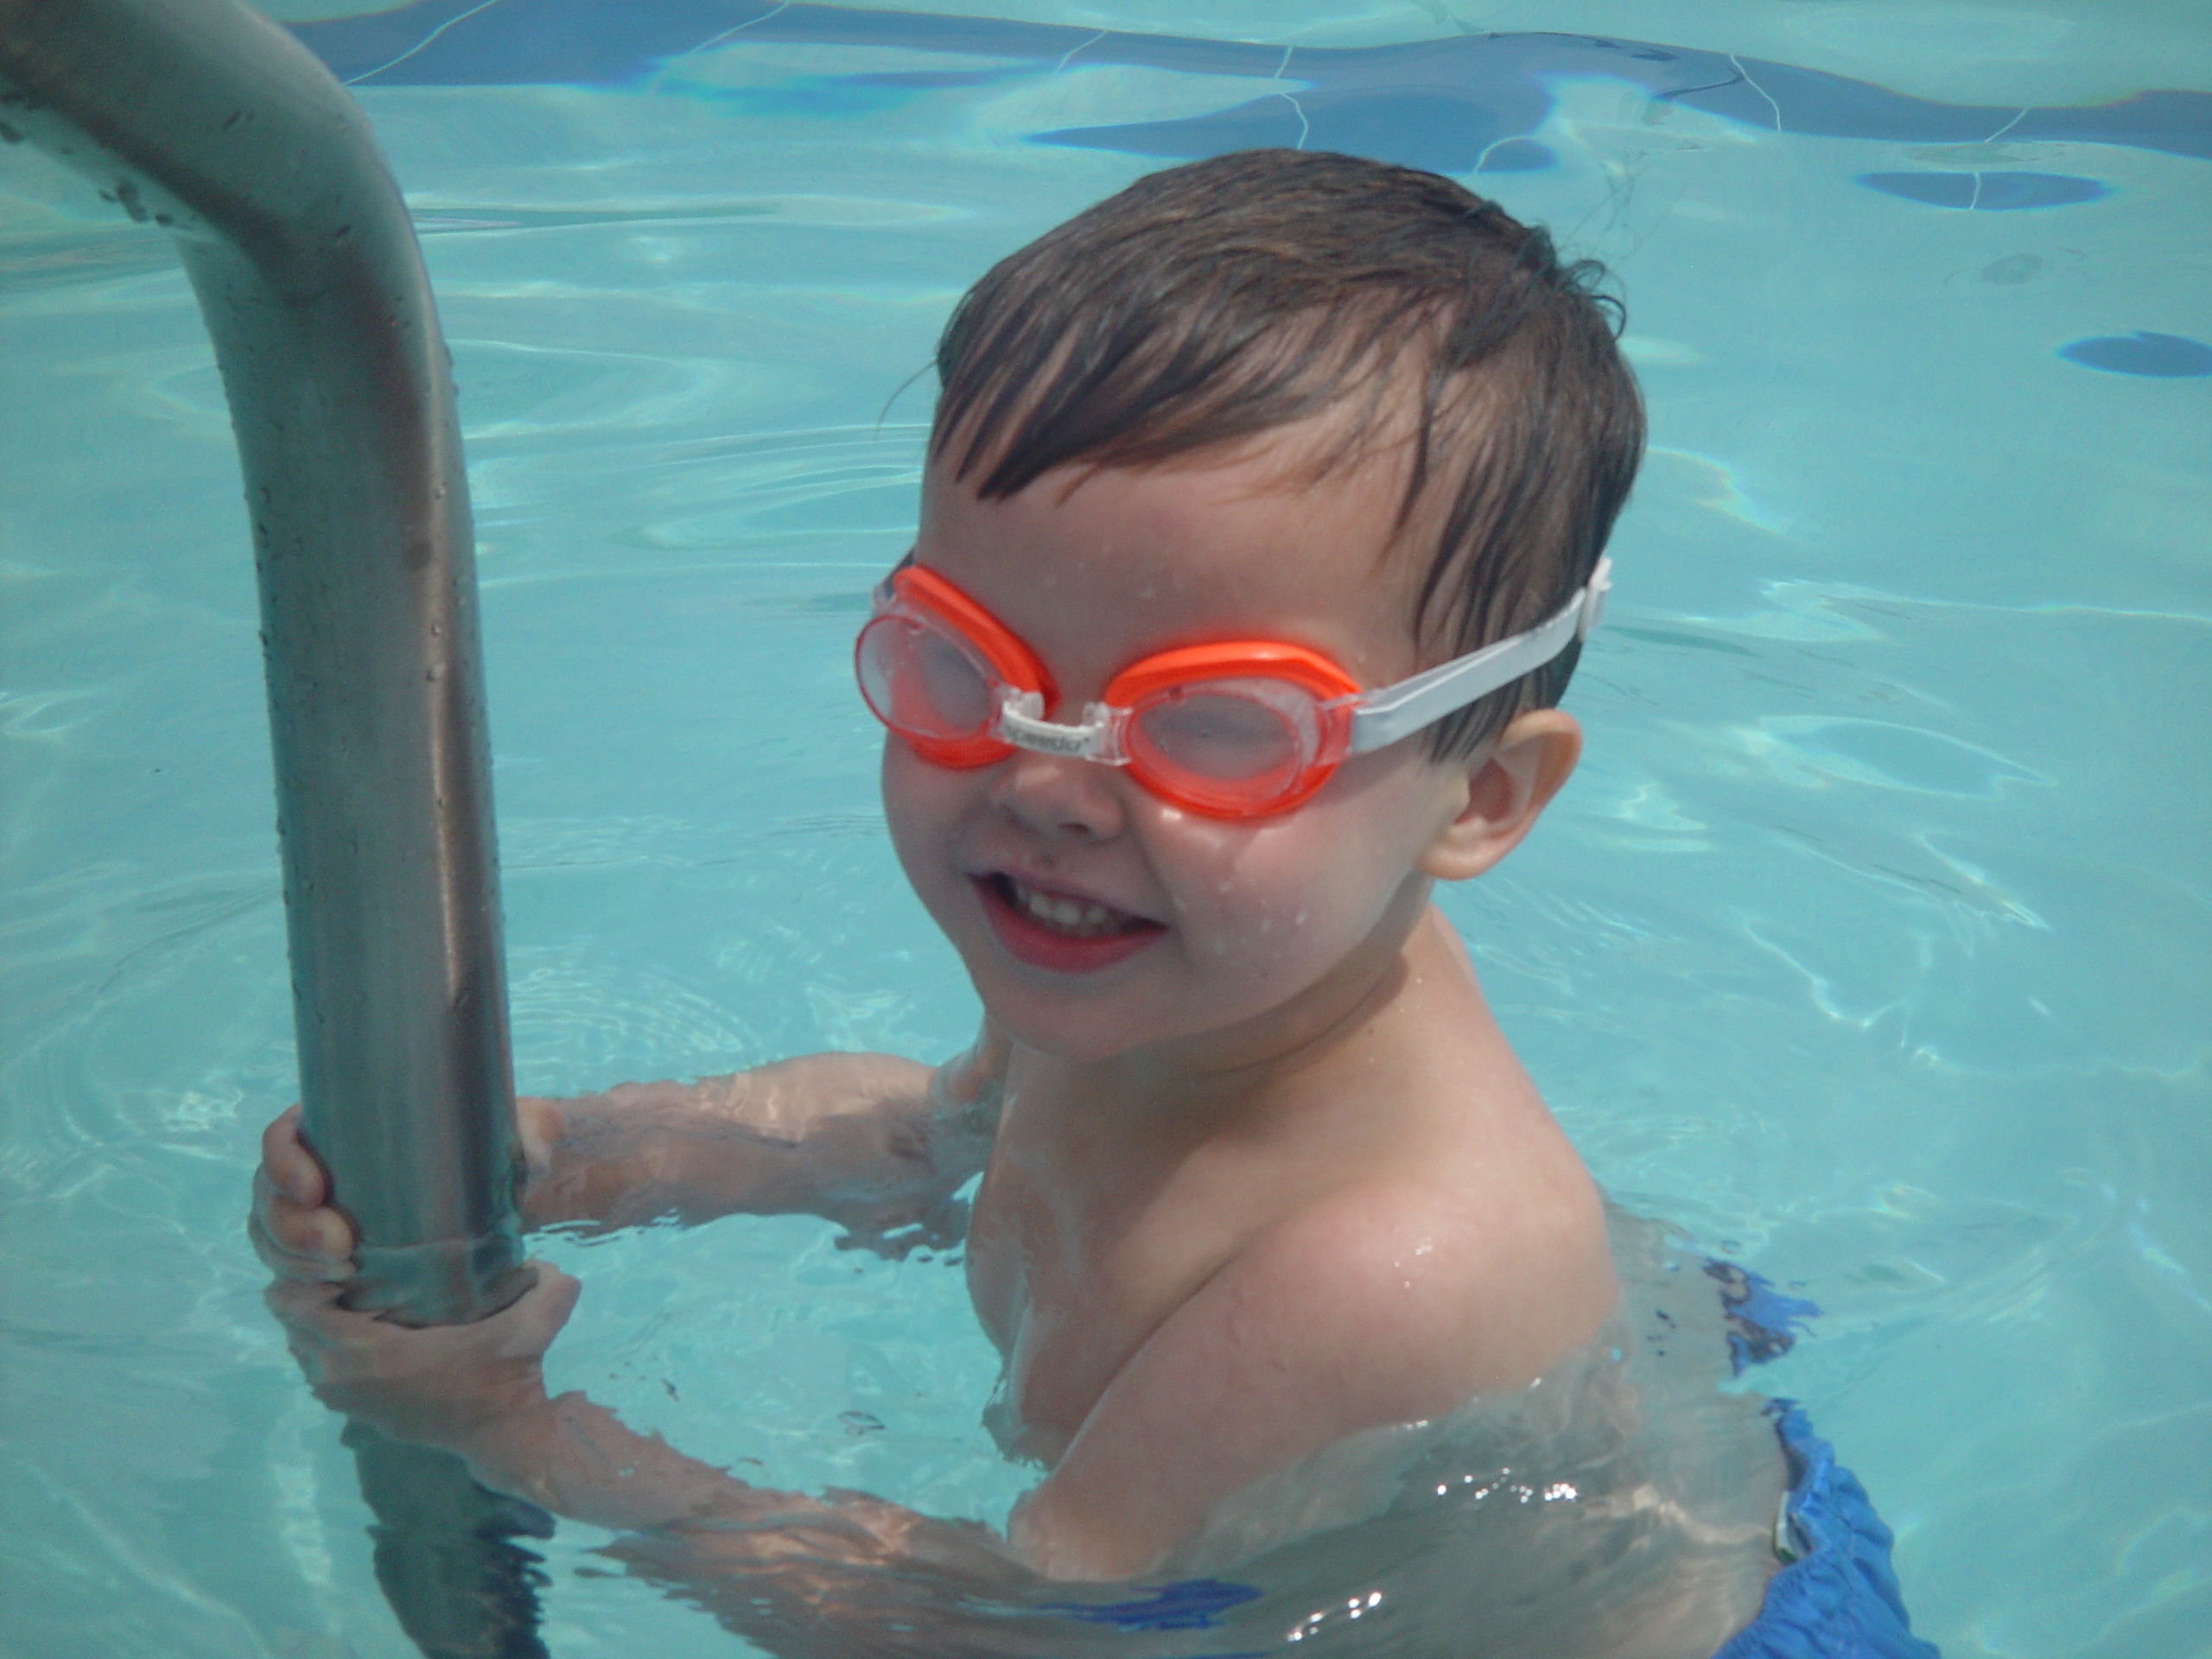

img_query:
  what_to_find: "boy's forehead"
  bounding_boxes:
[916,426,1435,677]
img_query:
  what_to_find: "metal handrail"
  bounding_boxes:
[1,0,525,1325]
[3,3,543,1652]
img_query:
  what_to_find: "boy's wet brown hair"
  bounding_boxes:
[929,148,1644,758]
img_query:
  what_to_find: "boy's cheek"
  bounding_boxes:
[1185,800,1438,978]
[878,743,982,933]
[878,742,949,873]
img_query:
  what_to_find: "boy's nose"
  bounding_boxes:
[988,751,1128,842]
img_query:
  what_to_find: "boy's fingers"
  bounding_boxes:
[264,1276,372,1368]
[261,1104,327,1207]
[488,1261,582,1349]
[518,1261,582,1333]
[265,1272,349,1326]
[249,1170,357,1280]
[410,1262,587,1363]
[251,1103,360,1281]
[267,1262,581,1372]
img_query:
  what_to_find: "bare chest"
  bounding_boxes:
[963,1142,1235,1464]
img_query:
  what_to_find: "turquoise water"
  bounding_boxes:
[2,3,2208,1655]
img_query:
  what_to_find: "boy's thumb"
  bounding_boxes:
[488,1260,582,1351]
[528,1261,581,1313]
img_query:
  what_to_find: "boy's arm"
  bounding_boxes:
[524,1038,1002,1249]
[253,1025,1005,1274]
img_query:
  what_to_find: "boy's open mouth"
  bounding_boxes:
[974,874,1165,972]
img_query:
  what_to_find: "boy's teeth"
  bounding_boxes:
[1007,878,1138,937]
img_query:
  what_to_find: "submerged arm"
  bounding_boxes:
[271,1265,1057,1659]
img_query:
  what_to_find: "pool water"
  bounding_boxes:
[2,3,2207,1655]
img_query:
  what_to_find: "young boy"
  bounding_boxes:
[257,151,1805,1656]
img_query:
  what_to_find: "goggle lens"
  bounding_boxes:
[856,613,1006,760]
[1125,682,1314,810]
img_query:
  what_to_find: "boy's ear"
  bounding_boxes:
[1417,709,1582,883]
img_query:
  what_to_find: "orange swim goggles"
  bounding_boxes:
[855,556,1611,820]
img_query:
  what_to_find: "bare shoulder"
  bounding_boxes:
[1012,1134,1613,1576]
[1233,1164,1616,1417]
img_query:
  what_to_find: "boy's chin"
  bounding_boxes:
[967,970,1310,1071]
[969,990,1147,1067]
[959,965,1183,1067]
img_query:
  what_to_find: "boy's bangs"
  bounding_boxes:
[933,287,1435,507]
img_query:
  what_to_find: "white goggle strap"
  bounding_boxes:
[1345,557,1611,755]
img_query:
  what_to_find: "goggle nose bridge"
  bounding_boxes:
[995,690,1129,766]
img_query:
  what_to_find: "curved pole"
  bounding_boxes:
[3,5,549,1651]
[0,0,525,1325]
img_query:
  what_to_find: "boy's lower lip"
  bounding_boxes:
[972,875,1166,974]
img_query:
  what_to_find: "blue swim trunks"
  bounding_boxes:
[1710,1267,1940,1658]
[1710,1401,1940,1658]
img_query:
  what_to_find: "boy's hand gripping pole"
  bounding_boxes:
[3,1,547,1652]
